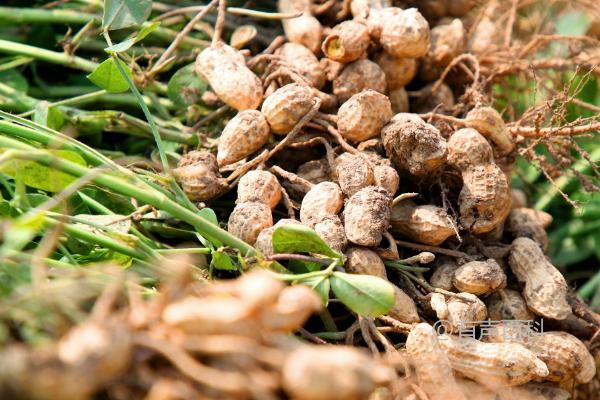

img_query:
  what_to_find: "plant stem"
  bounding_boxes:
[384,261,430,273]
[0,6,96,25]
[0,138,255,255]
[0,39,98,72]
[156,248,211,255]
[18,90,108,117]
[577,270,600,299]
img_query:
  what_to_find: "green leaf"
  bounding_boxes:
[272,224,342,260]
[87,58,133,93]
[0,150,86,193]
[102,0,152,31]
[0,69,28,92]
[167,64,208,107]
[33,101,65,130]
[210,250,237,271]
[330,272,395,317]
[555,11,590,36]
[198,207,218,225]
[105,21,161,53]
[1,212,46,254]
[300,275,330,305]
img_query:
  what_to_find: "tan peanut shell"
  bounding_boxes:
[405,323,465,400]
[217,110,270,166]
[507,208,549,251]
[447,128,494,170]
[431,293,487,333]
[439,335,549,388]
[380,8,430,58]
[508,237,571,320]
[262,284,322,333]
[374,52,418,90]
[300,181,344,227]
[343,186,391,247]
[452,259,506,295]
[228,201,273,245]
[276,43,326,89]
[255,219,303,256]
[486,289,535,321]
[337,89,393,143]
[282,346,394,400]
[333,59,387,103]
[334,153,375,197]
[196,42,263,111]
[420,19,465,81]
[322,20,370,63]
[430,258,460,291]
[366,7,403,43]
[172,151,227,201]
[458,164,512,234]
[344,246,387,279]
[465,106,514,155]
[314,215,347,253]
[390,200,455,245]
[388,285,420,323]
[411,82,455,114]
[373,164,399,196]
[261,83,315,134]
[389,87,409,114]
[381,113,447,177]
[278,0,322,53]
[237,170,282,209]
[350,0,391,19]
[297,158,331,184]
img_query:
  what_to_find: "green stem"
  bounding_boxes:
[577,270,600,299]
[384,261,430,273]
[0,56,34,72]
[0,39,98,72]
[0,138,254,255]
[276,260,338,281]
[156,248,211,255]
[18,90,108,118]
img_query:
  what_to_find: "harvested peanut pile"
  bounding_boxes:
[0,0,598,399]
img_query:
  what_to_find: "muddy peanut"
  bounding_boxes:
[237,170,282,209]
[343,186,391,246]
[261,83,316,134]
[300,181,344,227]
[228,202,273,245]
[337,90,392,143]
[344,246,387,279]
[508,237,571,320]
[375,52,418,90]
[322,20,370,63]
[334,152,375,197]
[430,258,460,291]
[333,59,387,103]
[276,43,326,89]
[255,219,302,256]
[380,8,430,58]
[314,215,347,253]
[465,106,514,155]
[390,200,455,245]
[373,164,399,196]
[278,0,322,53]
[173,151,227,201]
[217,110,270,166]
[452,259,506,295]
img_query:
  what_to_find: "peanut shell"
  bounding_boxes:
[507,208,549,251]
[337,89,393,143]
[297,159,331,184]
[344,246,387,279]
[420,19,465,81]
[388,285,420,323]
[255,219,303,256]
[276,42,325,89]
[430,257,460,291]
[261,83,315,134]
[485,289,535,321]
[380,8,430,58]
[465,106,514,155]
[314,215,347,253]
[196,42,263,111]
[237,170,282,209]
[508,237,571,320]
[452,259,507,296]
[343,186,391,247]
[373,164,399,196]
[333,59,387,103]
[217,110,270,166]
[172,151,227,201]
[390,200,455,245]
[278,0,322,53]
[375,52,418,90]
[322,20,370,63]
[300,181,344,227]
[228,201,273,245]
[334,152,375,197]
[447,128,494,170]
[389,87,409,114]
[366,7,403,43]
[381,113,447,177]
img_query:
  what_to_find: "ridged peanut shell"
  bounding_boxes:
[452,259,507,295]
[278,0,322,53]
[334,152,375,197]
[375,52,418,90]
[217,110,270,166]
[237,170,282,209]
[337,90,392,143]
[458,164,512,234]
[390,201,455,246]
[420,19,465,81]
[439,335,549,388]
[343,186,391,247]
[430,258,460,291]
[172,151,227,201]
[366,7,403,43]
[507,208,549,251]
[485,289,535,321]
[322,20,370,63]
[228,202,273,245]
[508,237,571,320]
[195,43,263,111]
[465,106,514,155]
[261,83,315,134]
[447,128,494,170]
[300,181,343,227]
[350,0,391,19]
[275,42,325,89]
[373,164,399,196]
[314,215,347,253]
[381,113,447,177]
[380,8,430,58]
[344,246,387,279]
[431,293,487,334]
[406,323,465,400]
[388,285,420,323]
[255,219,303,256]
[333,59,387,103]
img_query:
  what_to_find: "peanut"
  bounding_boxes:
[172,151,227,201]
[430,292,487,333]
[217,110,270,166]
[322,20,370,63]
[465,106,514,155]
[375,52,418,90]
[343,186,391,246]
[278,0,322,53]
[300,181,344,227]
[389,285,420,323]
[261,83,316,134]
[388,87,409,114]
[380,8,430,58]
[314,215,348,253]
[237,170,282,209]
[337,89,393,143]
[262,284,323,333]
[420,19,465,81]
[334,152,375,197]
[195,42,263,111]
[333,59,387,103]
[452,259,506,295]
[255,219,303,256]
[507,208,549,251]
[366,7,403,43]
[508,237,571,320]
[275,42,326,89]
[390,200,455,245]
[430,257,460,291]
[344,246,387,279]
[373,164,399,196]
[297,158,331,184]
[228,201,273,245]
[485,289,535,321]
